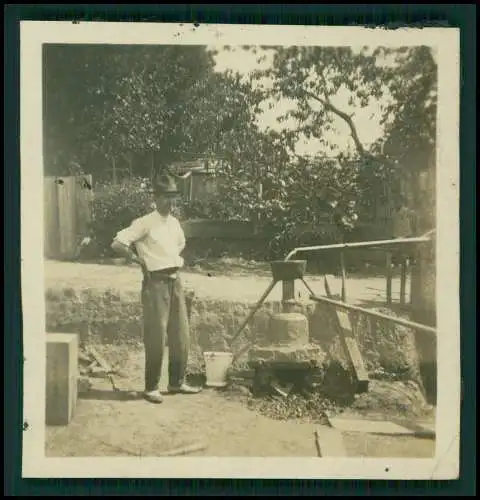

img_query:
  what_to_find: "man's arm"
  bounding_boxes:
[178,226,186,254]
[111,219,148,271]
[111,239,143,265]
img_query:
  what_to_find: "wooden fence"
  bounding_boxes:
[44,175,94,260]
[43,173,417,263]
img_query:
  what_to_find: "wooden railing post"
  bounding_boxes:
[340,251,347,302]
[400,256,407,306]
[386,252,393,306]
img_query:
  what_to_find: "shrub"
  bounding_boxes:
[89,177,153,257]
[86,176,389,269]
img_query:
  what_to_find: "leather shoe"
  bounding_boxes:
[143,390,164,404]
[168,383,202,395]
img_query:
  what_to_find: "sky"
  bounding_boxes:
[210,45,392,157]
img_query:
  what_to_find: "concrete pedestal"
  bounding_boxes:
[46,333,78,426]
[265,312,309,346]
[250,311,326,365]
[248,344,327,364]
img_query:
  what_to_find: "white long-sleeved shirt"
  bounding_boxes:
[114,211,186,272]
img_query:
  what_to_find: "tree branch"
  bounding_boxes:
[300,87,368,157]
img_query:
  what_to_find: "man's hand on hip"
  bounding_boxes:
[111,239,147,272]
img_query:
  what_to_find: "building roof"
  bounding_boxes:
[169,155,227,175]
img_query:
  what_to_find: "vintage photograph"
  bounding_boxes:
[21,22,460,479]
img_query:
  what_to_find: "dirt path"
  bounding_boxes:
[46,345,434,459]
[46,383,434,459]
[46,386,324,457]
[44,260,410,305]
[46,382,434,459]
[44,261,431,458]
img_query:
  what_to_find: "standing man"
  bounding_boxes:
[111,173,201,404]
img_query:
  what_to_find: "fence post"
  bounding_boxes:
[56,176,77,259]
[340,251,347,302]
[44,175,94,260]
[386,252,393,306]
[44,177,60,258]
[400,257,407,306]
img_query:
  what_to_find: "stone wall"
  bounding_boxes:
[45,287,424,384]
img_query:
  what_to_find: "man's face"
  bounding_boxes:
[154,193,177,215]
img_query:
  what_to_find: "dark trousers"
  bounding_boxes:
[141,276,190,392]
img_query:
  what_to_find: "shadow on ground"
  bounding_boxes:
[79,389,142,402]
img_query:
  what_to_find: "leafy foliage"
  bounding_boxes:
[46,44,437,254]
[89,177,153,256]
[228,45,438,235]
[44,45,264,178]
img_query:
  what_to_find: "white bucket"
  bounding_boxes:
[203,351,234,388]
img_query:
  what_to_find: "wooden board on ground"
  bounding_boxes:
[323,274,370,393]
[328,416,415,436]
[158,441,208,457]
[314,426,348,457]
[391,420,436,440]
[333,309,370,393]
[86,346,112,373]
[329,410,436,440]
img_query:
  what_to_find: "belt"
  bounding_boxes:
[146,267,179,281]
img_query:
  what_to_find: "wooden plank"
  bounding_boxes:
[75,174,93,239]
[393,420,436,440]
[56,176,77,259]
[310,294,437,336]
[158,441,208,457]
[314,427,347,457]
[333,309,370,393]
[86,346,112,372]
[43,177,59,258]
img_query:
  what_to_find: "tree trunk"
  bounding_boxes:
[410,158,437,404]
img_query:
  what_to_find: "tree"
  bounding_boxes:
[242,45,437,234]
[43,44,111,174]
[43,45,265,179]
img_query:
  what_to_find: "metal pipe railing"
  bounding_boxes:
[309,294,437,335]
[284,235,433,261]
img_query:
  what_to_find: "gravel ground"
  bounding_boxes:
[46,344,434,459]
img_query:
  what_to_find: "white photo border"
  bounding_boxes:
[20,21,460,480]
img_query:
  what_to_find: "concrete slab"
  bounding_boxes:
[46,333,79,426]
[329,408,436,440]
[393,419,436,439]
[328,417,415,436]
[248,344,327,364]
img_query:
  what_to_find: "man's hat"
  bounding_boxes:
[152,173,180,196]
